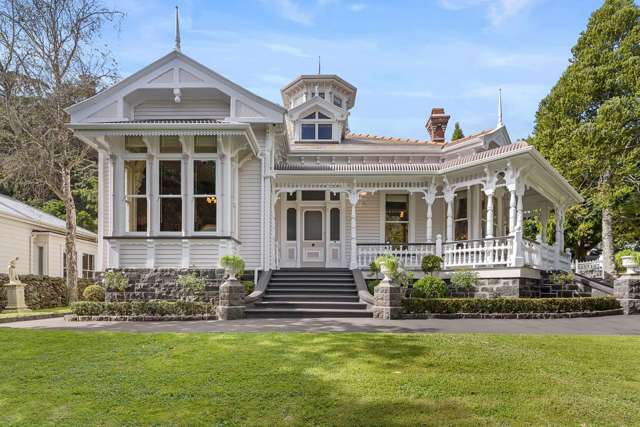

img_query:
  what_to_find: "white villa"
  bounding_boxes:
[66,43,583,299]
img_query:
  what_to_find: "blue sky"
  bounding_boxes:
[101,0,604,140]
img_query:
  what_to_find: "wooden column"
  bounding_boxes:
[349,190,359,270]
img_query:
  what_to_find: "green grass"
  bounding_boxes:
[0,330,639,426]
[0,306,70,319]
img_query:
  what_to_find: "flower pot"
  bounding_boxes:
[380,264,392,282]
[621,255,639,275]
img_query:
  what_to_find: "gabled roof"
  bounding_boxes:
[65,50,285,119]
[0,194,96,239]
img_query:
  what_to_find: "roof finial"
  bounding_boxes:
[318,56,321,74]
[497,88,504,128]
[175,6,181,52]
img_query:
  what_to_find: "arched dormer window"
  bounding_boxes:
[300,111,333,141]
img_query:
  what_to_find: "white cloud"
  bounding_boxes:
[263,0,314,25]
[348,3,367,12]
[438,0,539,28]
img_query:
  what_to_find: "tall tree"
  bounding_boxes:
[451,122,464,141]
[0,0,120,300]
[530,0,640,281]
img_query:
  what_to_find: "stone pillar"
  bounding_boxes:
[614,257,640,315]
[3,281,30,312]
[216,277,245,320]
[372,269,403,320]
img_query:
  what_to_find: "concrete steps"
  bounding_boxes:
[246,269,371,318]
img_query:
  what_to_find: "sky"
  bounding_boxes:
[99,0,605,141]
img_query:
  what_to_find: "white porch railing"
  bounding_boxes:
[355,236,573,271]
[443,237,513,268]
[356,243,436,269]
[573,257,603,279]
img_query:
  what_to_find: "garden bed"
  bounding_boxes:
[403,296,621,317]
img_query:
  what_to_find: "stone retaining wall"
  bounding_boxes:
[100,269,225,302]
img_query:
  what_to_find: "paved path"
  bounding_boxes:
[1,315,640,335]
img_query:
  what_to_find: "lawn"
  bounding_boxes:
[0,330,638,426]
[0,306,70,319]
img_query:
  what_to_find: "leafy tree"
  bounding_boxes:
[530,0,640,280]
[0,0,121,301]
[451,122,464,141]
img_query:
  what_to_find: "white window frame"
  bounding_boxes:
[299,111,335,142]
[122,154,149,236]
[191,151,220,235]
[454,190,469,241]
[157,154,184,235]
[382,193,411,245]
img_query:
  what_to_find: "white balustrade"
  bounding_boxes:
[573,257,603,279]
[443,237,513,268]
[357,244,436,269]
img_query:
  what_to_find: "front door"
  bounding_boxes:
[302,208,325,267]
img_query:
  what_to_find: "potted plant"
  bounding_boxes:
[219,255,245,280]
[373,254,398,281]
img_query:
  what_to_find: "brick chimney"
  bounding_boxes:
[425,108,450,143]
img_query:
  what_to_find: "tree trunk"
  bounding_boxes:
[601,206,616,283]
[62,168,79,303]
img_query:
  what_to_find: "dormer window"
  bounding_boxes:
[300,111,333,141]
[312,91,325,99]
[333,95,342,108]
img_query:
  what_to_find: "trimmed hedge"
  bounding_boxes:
[403,297,620,314]
[0,274,97,310]
[71,300,215,317]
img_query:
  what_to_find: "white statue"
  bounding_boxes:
[8,257,20,283]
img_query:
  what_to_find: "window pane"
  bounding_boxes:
[194,135,217,153]
[301,124,315,140]
[317,112,330,119]
[318,92,325,99]
[160,136,182,153]
[301,191,325,201]
[286,192,297,201]
[194,160,215,195]
[329,192,340,201]
[125,136,147,153]
[126,197,147,232]
[304,211,323,241]
[286,208,296,241]
[302,112,316,119]
[194,197,217,232]
[385,223,408,244]
[455,193,468,219]
[125,160,146,195]
[385,194,409,221]
[317,124,332,140]
[333,96,342,108]
[160,198,182,232]
[455,220,468,241]
[160,161,182,195]
[330,208,340,241]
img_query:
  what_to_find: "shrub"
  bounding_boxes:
[71,300,215,317]
[220,255,245,277]
[412,276,447,298]
[243,280,255,295]
[614,249,640,272]
[403,297,620,314]
[82,285,105,302]
[374,254,398,274]
[369,260,380,275]
[421,255,443,275]
[1,274,71,309]
[176,273,206,298]
[450,270,478,292]
[103,271,128,292]
[366,280,377,294]
[550,272,575,286]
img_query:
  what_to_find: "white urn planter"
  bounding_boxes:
[621,255,639,275]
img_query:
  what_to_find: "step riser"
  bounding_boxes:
[246,311,373,319]
[268,284,356,289]
[254,303,367,310]
[270,279,355,283]
[263,296,360,302]
[267,289,358,295]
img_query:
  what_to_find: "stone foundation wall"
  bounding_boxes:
[447,277,543,299]
[99,269,225,302]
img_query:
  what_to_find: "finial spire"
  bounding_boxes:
[318,56,321,74]
[175,6,181,52]
[497,88,504,128]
